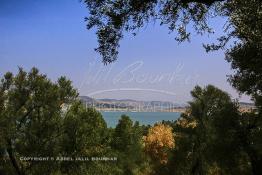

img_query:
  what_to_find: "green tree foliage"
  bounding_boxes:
[1,68,261,175]
[84,0,225,63]
[60,102,109,175]
[0,68,114,175]
[223,1,262,105]
[223,2,262,172]
[166,85,252,175]
[83,0,262,65]
[84,0,261,115]
[84,1,262,173]
[111,115,147,175]
[0,67,78,175]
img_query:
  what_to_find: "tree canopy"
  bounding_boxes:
[84,0,262,109]
[165,85,257,175]
[0,68,113,175]
[84,0,261,64]
[84,0,225,63]
[1,0,262,174]
[1,69,261,174]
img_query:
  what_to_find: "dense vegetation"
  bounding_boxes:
[0,68,261,175]
[82,0,262,173]
[1,0,261,174]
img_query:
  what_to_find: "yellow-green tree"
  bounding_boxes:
[143,124,174,165]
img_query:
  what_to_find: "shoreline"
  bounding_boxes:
[96,108,186,113]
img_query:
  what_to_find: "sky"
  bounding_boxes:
[0,0,251,103]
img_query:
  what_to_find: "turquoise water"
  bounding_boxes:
[101,111,181,127]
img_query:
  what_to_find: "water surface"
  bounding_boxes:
[101,111,181,127]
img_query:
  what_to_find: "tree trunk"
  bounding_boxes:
[248,148,262,175]
[6,139,24,175]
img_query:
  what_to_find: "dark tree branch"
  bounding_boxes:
[17,108,33,130]
[6,139,25,175]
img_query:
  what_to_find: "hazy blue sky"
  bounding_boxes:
[0,0,251,103]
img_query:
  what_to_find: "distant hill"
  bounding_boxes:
[79,96,96,103]
[79,96,255,112]
[79,96,186,112]
[239,102,255,113]
[98,98,137,102]
[239,102,255,107]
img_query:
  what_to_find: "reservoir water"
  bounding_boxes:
[101,111,181,127]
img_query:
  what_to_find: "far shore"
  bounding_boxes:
[95,105,255,113]
[96,108,187,113]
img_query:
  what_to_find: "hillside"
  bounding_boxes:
[79,96,187,112]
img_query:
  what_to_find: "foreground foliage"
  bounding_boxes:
[1,69,261,175]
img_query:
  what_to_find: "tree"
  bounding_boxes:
[143,123,174,175]
[222,2,262,173]
[0,67,78,175]
[143,124,174,165]
[83,0,262,110]
[167,85,252,175]
[84,1,262,172]
[111,115,146,175]
[165,114,198,175]
[0,68,114,175]
[60,102,110,175]
[83,0,261,110]
[83,0,262,65]
[84,0,225,63]
[223,0,262,105]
